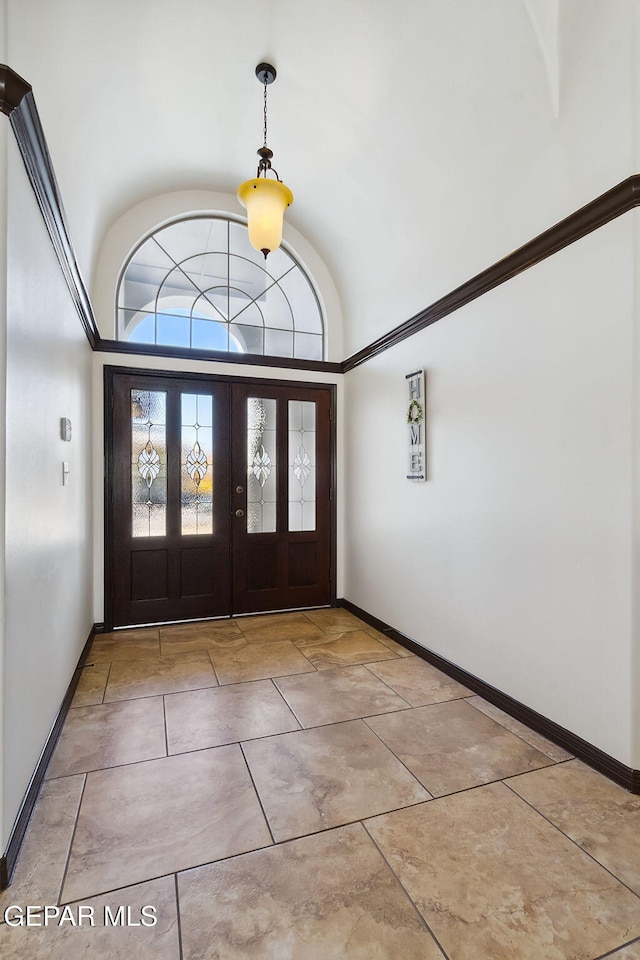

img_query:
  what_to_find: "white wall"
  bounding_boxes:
[630,0,640,781]
[7,2,634,362]
[344,214,636,766]
[2,136,93,847]
[0,0,9,851]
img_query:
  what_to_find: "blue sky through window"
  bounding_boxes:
[129,308,244,352]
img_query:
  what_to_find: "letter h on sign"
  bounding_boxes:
[406,369,426,481]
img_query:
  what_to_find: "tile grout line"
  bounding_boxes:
[593,934,640,959]
[360,716,435,797]
[464,696,574,763]
[206,648,220,686]
[238,741,276,847]
[101,661,113,705]
[161,695,170,757]
[359,819,452,960]
[268,677,304,730]
[455,699,556,767]
[360,717,563,803]
[502,780,640,902]
[360,662,417,707]
[257,802,433,849]
[174,873,185,960]
[56,866,203,908]
[55,772,88,907]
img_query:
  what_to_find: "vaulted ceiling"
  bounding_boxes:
[3,0,635,355]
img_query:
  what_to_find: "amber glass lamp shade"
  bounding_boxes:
[237,177,294,258]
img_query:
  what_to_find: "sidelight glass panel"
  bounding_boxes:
[288,400,316,531]
[131,389,167,537]
[181,394,214,535]
[247,398,277,533]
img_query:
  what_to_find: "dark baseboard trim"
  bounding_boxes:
[0,624,98,891]
[339,599,640,794]
[342,176,640,371]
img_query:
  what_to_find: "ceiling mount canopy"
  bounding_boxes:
[237,62,294,260]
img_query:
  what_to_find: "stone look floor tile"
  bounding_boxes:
[90,633,160,662]
[237,611,312,631]
[242,719,430,842]
[72,662,111,706]
[61,746,271,903]
[178,824,444,960]
[507,760,640,894]
[0,776,85,920]
[274,665,410,727]
[365,782,640,960]
[160,620,243,641]
[236,618,325,644]
[303,608,369,632]
[46,697,167,778]
[467,696,573,761]
[0,875,180,959]
[164,680,300,753]
[159,636,245,656]
[366,629,413,657]
[158,620,243,655]
[209,639,316,685]
[294,630,400,669]
[160,633,247,657]
[367,656,472,706]
[103,652,218,701]
[366,699,552,797]
[6,611,640,959]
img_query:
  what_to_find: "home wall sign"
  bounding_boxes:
[406,369,426,481]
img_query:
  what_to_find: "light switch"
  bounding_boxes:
[62,461,70,485]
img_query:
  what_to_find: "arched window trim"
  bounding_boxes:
[116,213,325,362]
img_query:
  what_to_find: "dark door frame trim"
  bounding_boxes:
[103,365,338,631]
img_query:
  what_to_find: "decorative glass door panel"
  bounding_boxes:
[231,383,331,615]
[111,373,230,627]
[247,398,277,533]
[181,393,214,535]
[288,399,316,532]
[131,389,167,537]
[107,371,333,627]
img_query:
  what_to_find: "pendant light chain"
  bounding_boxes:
[263,78,269,149]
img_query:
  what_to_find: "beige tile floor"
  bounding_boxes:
[1,609,640,960]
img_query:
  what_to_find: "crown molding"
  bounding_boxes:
[1,63,100,348]
[0,64,31,116]
[342,176,640,371]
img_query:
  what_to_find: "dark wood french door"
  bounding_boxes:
[106,369,334,628]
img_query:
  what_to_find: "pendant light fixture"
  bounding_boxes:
[237,63,293,259]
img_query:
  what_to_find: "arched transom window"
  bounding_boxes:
[117,216,324,361]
